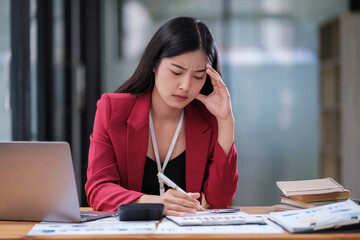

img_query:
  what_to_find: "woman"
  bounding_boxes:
[85,17,238,216]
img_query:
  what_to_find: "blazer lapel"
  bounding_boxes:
[185,101,211,193]
[126,93,151,191]
[125,96,211,193]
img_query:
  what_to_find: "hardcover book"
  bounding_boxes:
[276,178,344,196]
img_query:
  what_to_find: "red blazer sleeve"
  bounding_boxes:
[185,100,238,208]
[85,94,143,211]
[203,141,238,208]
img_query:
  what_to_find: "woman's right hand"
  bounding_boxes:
[160,189,201,216]
[134,190,201,216]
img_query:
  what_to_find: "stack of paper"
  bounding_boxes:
[269,199,360,233]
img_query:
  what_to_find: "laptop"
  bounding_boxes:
[0,141,114,222]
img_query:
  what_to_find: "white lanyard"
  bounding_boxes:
[149,110,184,195]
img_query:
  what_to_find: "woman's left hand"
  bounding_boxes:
[196,64,233,121]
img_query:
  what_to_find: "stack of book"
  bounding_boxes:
[274,178,350,210]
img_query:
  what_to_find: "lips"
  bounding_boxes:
[173,94,188,101]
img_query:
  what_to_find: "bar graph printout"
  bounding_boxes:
[165,211,264,226]
[28,217,157,235]
[157,215,283,234]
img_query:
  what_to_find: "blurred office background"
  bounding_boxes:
[0,0,359,207]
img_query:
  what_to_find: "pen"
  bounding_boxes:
[157,172,206,211]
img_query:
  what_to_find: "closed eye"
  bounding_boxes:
[194,76,203,80]
[171,70,181,76]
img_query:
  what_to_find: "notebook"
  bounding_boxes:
[0,141,114,222]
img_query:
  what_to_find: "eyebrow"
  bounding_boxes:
[171,63,206,73]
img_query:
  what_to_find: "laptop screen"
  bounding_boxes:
[0,142,82,222]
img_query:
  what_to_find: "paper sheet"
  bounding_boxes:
[157,215,283,234]
[28,217,157,235]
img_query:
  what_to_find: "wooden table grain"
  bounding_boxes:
[0,207,359,240]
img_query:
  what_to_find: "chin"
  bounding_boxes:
[168,100,190,110]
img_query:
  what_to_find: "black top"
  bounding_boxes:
[141,151,186,195]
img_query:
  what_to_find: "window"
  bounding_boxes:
[0,0,11,141]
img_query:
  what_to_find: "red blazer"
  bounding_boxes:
[85,93,238,212]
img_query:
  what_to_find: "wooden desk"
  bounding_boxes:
[0,207,359,240]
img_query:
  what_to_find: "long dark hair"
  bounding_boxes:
[115,17,220,95]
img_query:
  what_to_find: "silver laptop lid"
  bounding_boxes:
[0,141,82,222]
